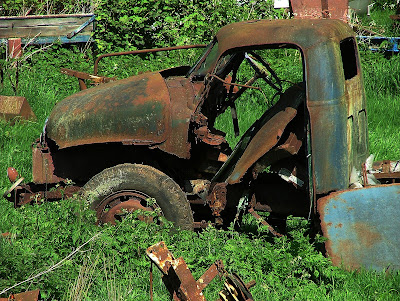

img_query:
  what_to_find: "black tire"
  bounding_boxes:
[82,163,194,230]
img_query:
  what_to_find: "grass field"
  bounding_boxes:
[1,24,400,301]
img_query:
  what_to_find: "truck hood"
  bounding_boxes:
[46,72,170,149]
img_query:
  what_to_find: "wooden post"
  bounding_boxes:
[8,38,22,58]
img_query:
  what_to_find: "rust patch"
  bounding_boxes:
[157,77,195,159]
[333,239,360,269]
[353,222,382,248]
[32,140,64,184]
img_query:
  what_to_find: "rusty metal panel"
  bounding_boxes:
[32,141,64,184]
[0,289,41,301]
[291,0,349,22]
[157,77,195,159]
[213,85,303,184]
[307,101,349,193]
[46,72,171,149]
[210,19,354,76]
[306,38,367,194]
[147,241,207,301]
[0,95,36,123]
[318,184,400,271]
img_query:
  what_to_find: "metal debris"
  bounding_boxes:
[0,96,36,123]
[318,185,400,271]
[146,241,254,301]
[61,68,116,90]
[0,289,41,301]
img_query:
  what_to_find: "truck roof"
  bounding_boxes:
[216,19,355,55]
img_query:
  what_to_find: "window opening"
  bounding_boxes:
[340,38,358,80]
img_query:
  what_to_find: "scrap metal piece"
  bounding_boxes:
[218,273,255,301]
[370,160,400,182]
[147,241,224,301]
[318,184,400,271]
[61,68,116,90]
[32,141,64,184]
[4,180,80,208]
[3,177,24,199]
[0,289,41,301]
[206,183,228,218]
[0,96,36,123]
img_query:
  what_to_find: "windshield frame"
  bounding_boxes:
[187,39,219,80]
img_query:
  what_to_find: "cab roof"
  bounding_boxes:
[215,19,354,55]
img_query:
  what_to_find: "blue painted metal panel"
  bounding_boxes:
[318,184,400,271]
[0,36,92,45]
[357,36,400,53]
[24,35,93,45]
[306,42,350,194]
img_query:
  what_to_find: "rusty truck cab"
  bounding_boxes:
[186,19,367,221]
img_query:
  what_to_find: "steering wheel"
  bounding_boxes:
[245,52,283,94]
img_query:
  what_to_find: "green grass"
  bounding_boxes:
[361,52,400,160]
[0,197,399,300]
[1,32,400,301]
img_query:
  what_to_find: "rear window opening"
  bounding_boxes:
[340,38,358,80]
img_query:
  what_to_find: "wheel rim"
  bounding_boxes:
[96,190,159,225]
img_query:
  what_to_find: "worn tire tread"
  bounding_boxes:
[82,163,194,230]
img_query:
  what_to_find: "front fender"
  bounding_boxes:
[46,72,170,149]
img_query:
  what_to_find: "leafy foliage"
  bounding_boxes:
[94,0,283,52]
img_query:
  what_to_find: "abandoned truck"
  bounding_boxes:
[4,19,400,271]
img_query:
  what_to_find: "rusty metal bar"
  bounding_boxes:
[210,74,261,91]
[196,260,224,291]
[150,261,154,301]
[94,44,206,75]
[147,241,222,301]
[248,208,282,237]
[61,68,115,83]
[61,68,116,90]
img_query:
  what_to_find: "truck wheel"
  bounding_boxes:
[81,163,194,230]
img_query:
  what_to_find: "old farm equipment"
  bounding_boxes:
[4,19,400,271]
